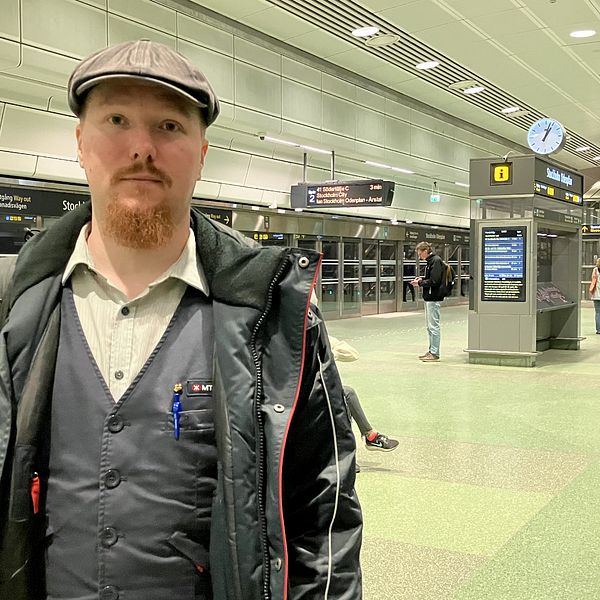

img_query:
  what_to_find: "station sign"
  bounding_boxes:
[0,213,38,254]
[481,226,527,302]
[534,159,583,205]
[195,206,232,226]
[532,207,582,225]
[0,185,89,217]
[405,227,469,244]
[251,232,285,242]
[490,162,513,185]
[582,223,600,234]
[291,179,394,208]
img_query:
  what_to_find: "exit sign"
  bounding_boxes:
[430,193,441,203]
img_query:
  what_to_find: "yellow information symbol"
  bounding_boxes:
[493,164,511,183]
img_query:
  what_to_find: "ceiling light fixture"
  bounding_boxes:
[454,182,469,188]
[570,29,596,38]
[352,26,379,37]
[502,106,520,114]
[575,146,591,152]
[463,85,485,94]
[261,135,331,155]
[365,160,391,169]
[593,156,600,160]
[365,33,400,47]
[415,60,439,70]
[365,160,414,174]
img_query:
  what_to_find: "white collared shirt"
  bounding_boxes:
[62,225,209,400]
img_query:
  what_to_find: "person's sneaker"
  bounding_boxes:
[418,352,430,359]
[420,352,440,362]
[365,433,399,452]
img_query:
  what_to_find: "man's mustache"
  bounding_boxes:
[111,163,172,187]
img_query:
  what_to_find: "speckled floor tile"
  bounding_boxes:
[355,436,591,493]
[355,473,551,556]
[360,538,486,600]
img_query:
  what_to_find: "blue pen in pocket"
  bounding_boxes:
[172,383,183,440]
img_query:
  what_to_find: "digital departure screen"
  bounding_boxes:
[290,179,394,208]
[481,227,527,302]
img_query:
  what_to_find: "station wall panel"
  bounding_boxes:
[245,155,304,192]
[282,57,321,90]
[0,106,77,160]
[235,62,282,118]
[109,0,177,35]
[200,147,251,186]
[177,15,234,56]
[0,151,37,179]
[108,14,176,48]
[179,40,234,104]
[23,0,106,57]
[356,107,385,147]
[35,157,83,182]
[235,39,281,76]
[322,94,357,138]
[0,40,20,71]
[282,80,322,129]
[1,0,20,41]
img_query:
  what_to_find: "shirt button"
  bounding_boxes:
[100,585,120,600]
[107,415,124,433]
[100,527,119,548]
[121,306,130,316]
[104,469,121,489]
[114,370,124,380]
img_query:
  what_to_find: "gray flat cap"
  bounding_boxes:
[68,40,220,126]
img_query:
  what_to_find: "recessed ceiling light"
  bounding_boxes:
[375,219,383,224]
[463,85,485,94]
[405,220,413,224]
[505,109,530,117]
[454,182,469,188]
[593,156,600,160]
[570,30,596,38]
[365,33,400,47]
[448,79,478,91]
[415,60,440,70]
[575,146,591,152]
[365,160,392,169]
[391,167,415,174]
[502,106,520,114]
[352,26,379,37]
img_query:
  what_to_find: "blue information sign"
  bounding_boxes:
[481,227,527,302]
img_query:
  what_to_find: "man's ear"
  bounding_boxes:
[75,123,84,168]
[197,139,209,180]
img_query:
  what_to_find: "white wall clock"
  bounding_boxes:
[527,118,566,155]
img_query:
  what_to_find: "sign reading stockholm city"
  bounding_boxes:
[291,179,395,208]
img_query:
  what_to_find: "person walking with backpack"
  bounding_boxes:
[410,241,445,362]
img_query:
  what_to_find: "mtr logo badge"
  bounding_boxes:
[186,381,213,396]
[490,163,512,185]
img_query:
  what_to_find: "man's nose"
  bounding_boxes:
[128,127,157,162]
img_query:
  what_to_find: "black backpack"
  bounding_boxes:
[439,261,456,299]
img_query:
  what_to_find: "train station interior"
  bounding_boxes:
[2,0,600,598]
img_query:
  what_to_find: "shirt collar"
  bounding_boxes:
[62,224,209,297]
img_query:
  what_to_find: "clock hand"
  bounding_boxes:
[542,123,552,142]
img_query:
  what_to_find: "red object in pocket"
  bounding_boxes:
[31,473,40,515]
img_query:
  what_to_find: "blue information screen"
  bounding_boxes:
[481,227,527,302]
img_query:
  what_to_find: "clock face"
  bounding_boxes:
[527,118,566,155]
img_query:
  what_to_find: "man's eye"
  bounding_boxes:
[109,115,124,125]
[162,121,181,132]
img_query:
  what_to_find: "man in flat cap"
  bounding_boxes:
[0,40,362,600]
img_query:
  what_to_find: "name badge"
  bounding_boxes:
[187,380,213,396]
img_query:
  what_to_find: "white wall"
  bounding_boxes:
[0,0,516,227]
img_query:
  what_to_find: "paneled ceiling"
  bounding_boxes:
[186,0,600,172]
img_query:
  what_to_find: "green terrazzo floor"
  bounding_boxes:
[326,302,600,600]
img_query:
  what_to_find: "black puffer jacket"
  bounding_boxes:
[0,203,362,600]
[420,253,445,301]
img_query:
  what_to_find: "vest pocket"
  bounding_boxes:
[8,444,37,522]
[167,531,211,598]
[166,408,215,434]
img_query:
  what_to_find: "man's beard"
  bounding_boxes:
[104,191,174,250]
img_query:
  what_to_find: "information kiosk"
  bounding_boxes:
[467,155,583,367]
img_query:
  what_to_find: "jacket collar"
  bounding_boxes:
[10,202,289,311]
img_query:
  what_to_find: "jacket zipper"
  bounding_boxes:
[250,251,292,600]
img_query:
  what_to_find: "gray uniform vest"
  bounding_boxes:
[45,287,216,600]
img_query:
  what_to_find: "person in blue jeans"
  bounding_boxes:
[411,241,444,362]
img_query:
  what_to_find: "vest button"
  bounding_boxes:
[114,370,124,380]
[100,585,120,600]
[274,557,282,571]
[100,527,119,547]
[120,306,130,316]
[273,404,285,413]
[107,415,124,433]
[104,469,121,489]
